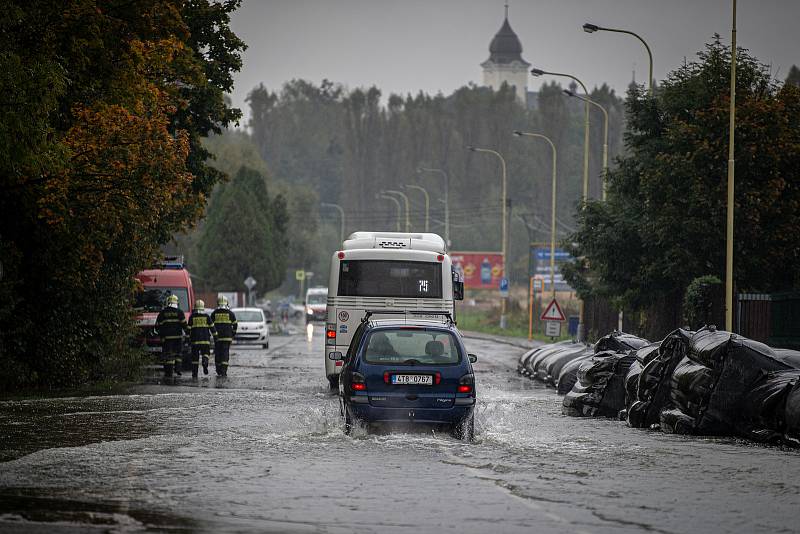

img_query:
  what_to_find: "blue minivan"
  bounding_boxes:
[330,312,477,440]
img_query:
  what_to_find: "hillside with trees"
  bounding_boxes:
[245,78,627,282]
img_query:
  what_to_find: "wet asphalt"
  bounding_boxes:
[1,322,798,533]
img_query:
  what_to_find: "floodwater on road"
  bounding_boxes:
[1,322,798,533]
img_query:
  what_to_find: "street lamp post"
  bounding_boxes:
[513,131,558,301]
[564,89,609,200]
[467,146,509,329]
[417,167,449,245]
[725,0,737,331]
[384,190,411,232]
[583,22,653,95]
[531,68,590,201]
[320,202,345,243]
[378,194,402,232]
[405,184,430,232]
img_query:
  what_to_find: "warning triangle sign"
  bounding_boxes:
[540,298,566,321]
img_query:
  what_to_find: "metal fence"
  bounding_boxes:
[736,293,772,342]
[583,292,799,349]
[736,292,799,349]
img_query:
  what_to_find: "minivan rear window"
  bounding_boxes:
[363,329,460,365]
[338,260,442,298]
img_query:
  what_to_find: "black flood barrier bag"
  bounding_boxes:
[518,347,542,375]
[701,334,800,436]
[626,329,693,429]
[669,356,715,421]
[773,349,800,369]
[660,408,698,434]
[545,346,593,386]
[621,359,643,420]
[635,342,661,366]
[557,353,593,395]
[594,331,650,354]
[657,327,800,436]
[526,343,571,378]
[659,327,726,434]
[740,369,800,442]
[621,342,660,419]
[563,351,637,417]
[784,380,800,443]
[536,343,586,382]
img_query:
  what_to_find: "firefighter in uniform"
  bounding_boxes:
[210,296,237,376]
[155,294,188,378]
[187,299,215,378]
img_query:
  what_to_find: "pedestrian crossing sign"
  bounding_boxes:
[540,298,566,321]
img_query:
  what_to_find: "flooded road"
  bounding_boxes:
[1,323,799,533]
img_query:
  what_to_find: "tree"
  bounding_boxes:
[0,1,245,390]
[197,166,288,292]
[787,65,800,88]
[563,37,800,339]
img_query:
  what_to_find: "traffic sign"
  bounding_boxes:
[243,276,257,290]
[540,298,566,321]
[295,270,305,281]
[545,321,562,337]
[499,277,509,297]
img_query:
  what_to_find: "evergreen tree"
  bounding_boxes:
[197,166,288,292]
[787,65,800,87]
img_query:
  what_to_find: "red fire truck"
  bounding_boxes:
[134,256,195,365]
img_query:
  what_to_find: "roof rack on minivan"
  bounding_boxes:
[361,309,455,325]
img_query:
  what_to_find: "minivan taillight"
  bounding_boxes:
[458,373,474,394]
[351,372,366,392]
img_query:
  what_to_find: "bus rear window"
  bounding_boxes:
[338,260,442,298]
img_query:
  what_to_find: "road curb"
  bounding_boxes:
[460,330,544,350]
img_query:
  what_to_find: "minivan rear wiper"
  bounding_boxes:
[403,358,420,365]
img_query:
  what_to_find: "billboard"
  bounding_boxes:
[450,252,504,290]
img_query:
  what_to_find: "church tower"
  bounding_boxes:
[481,4,530,105]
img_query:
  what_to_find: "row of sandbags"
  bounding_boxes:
[624,326,800,445]
[516,331,649,405]
[561,332,650,417]
[518,327,800,446]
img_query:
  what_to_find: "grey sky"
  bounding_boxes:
[229,0,800,123]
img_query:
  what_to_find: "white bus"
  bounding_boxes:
[323,232,464,388]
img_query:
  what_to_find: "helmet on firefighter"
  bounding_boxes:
[195,299,205,310]
[217,296,228,308]
[167,294,179,307]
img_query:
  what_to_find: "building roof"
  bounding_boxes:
[485,16,530,66]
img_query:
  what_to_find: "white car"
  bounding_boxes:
[231,307,270,349]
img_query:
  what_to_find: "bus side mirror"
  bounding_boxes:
[468,354,478,363]
[328,351,343,361]
[453,280,464,301]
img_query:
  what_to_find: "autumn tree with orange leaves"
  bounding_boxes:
[0,1,245,389]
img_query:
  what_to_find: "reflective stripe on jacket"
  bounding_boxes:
[187,310,214,345]
[155,307,187,340]
[210,308,237,342]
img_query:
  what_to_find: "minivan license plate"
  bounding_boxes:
[391,374,432,386]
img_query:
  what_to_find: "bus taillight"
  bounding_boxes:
[326,325,337,345]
